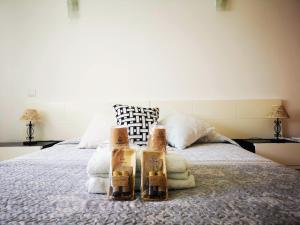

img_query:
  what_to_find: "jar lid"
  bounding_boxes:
[111,126,129,146]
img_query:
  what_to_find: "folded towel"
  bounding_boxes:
[167,170,191,180]
[167,175,196,190]
[88,170,191,180]
[86,175,196,194]
[87,176,109,194]
[87,147,188,176]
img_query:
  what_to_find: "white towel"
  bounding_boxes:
[167,175,196,190]
[87,147,188,176]
[86,175,196,194]
[167,170,191,180]
[87,176,109,194]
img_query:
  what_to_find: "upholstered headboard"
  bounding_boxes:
[25,99,282,140]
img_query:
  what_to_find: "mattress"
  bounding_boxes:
[0,142,299,225]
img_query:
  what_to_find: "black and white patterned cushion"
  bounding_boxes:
[113,104,159,146]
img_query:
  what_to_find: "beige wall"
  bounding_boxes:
[0,0,299,141]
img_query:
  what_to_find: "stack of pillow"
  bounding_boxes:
[77,104,235,194]
[78,104,230,150]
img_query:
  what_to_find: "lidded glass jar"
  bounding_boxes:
[141,126,168,201]
[108,126,136,201]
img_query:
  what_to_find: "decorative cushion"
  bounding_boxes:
[113,104,159,145]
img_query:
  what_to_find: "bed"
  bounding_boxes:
[1,141,299,225]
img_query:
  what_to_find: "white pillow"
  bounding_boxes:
[160,113,213,150]
[78,115,114,149]
[197,129,239,146]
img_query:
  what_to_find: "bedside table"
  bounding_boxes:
[239,139,300,169]
[0,141,62,161]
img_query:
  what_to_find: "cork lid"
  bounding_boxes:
[148,125,167,152]
[111,125,129,146]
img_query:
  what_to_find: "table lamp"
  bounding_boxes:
[20,109,41,145]
[267,105,289,140]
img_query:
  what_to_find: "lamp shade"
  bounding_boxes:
[267,105,289,119]
[20,109,41,121]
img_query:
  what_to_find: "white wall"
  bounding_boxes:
[0,0,299,141]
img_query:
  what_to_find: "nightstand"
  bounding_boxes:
[0,141,62,161]
[236,139,300,169]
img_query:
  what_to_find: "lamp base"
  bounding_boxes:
[23,141,38,146]
[273,118,282,140]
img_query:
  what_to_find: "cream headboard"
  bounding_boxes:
[26,99,282,140]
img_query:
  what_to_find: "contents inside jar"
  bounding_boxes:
[109,146,136,201]
[108,126,136,201]
[141,150,168,201]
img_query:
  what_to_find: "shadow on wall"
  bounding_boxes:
[282,100,300,138]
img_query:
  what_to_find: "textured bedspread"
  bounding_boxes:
[0,143,300,225]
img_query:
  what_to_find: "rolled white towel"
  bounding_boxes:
[87,148,188,176]
[86,175,196,194]
[87,176,109,194]
[165,152,189,173]
[167,170,191,180]
[167,175,196,190]
[86,149,111,176]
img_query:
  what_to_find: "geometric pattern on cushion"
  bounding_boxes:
[113,104,159,146]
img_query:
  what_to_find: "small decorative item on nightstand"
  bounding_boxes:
[267,105,289,140]
[20,109,41,145]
